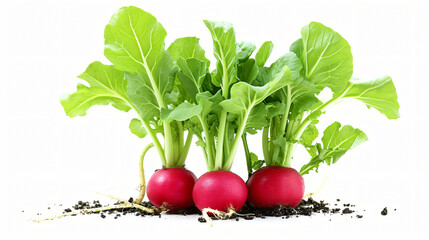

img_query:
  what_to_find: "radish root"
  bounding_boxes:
[201,207,236,226]
[135,143,154,204]
[33,192,160,223]
[303,177,327,198]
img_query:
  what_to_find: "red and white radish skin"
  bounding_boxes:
[193,171,248,212]
[247,166,304,208]
[147,168,197,211]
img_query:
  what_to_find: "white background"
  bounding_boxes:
[1,0,428,239]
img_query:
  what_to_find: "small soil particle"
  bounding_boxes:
[356,215,363,218]
[381,207,388,216]
[101,214,106,219]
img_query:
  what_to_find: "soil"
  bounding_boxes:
[381,207,388,216]
[235,198,358,220]
[35,197,376,222]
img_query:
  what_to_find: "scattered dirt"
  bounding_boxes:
[236,198,358,220]
[381,207,388,216]
[32,197,392,222]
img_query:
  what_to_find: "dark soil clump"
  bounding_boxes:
[168,205,201,215]
[381,207,388,215]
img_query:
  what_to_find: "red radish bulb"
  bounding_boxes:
[147,168,197,211]
[247,166,304,208]
[192,171,247,212]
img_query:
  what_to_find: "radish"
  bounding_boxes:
[192,171,247,212]
[247,166,304,208]
[147,168,197,211]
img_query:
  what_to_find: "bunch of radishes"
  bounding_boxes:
[62,6,399,213]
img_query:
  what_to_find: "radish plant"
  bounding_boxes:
[61,6,208,210]
[244,22,400,208]
[60,5,399,213]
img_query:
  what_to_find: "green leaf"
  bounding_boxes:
[238,59,258,84]
[201,73,220,94]
[295,22,353,93]
[220,65,291,117]
[306,144,319,158]
[254,52,301,87]
[104,6,173,120]
[129,118,148,138]
[300,124,318,147]
[176,57,207,102]
[237,41,256,62]
[255,41,274,67]
[125,53,172,121]
[290,75,320,114]
[196,91,224,117]
[322,122,368,152]
[266,102,286,119]
[300,122,368,175]
[167,37,210,67]
[246,103,268,132]
[289,38,303,59]
[250,153,264,170]
[271,53,303,81]
[341,76,400,119]
[204,20,237,88]
[61,61,131,117]
[104,6,167,73]
[161,102,202,121]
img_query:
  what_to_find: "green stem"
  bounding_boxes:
[176,131,193,167]
[283,142,296,167]
[163,123,175,168]
[272,145,281,165]
[262,127,271,166]
[242,133,252,177]
[135,143,154,204]
[212,45,231,171]
[223,121,230,164]
[178,121,184,150]
[272,116,281,162]
[198,115,214,170]
[269,118,275,162]
[175,121,184,165]
[214,110,228,170]
[223,108,252,171]
[279,86,292,134]
[285,119,295,139]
